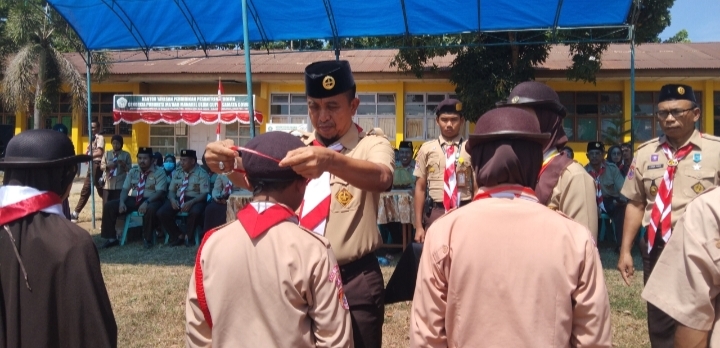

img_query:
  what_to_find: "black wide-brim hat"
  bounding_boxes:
[496,81,567,118]
[0,129,91,169]
[466,107,550,151]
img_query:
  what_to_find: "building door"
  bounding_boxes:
[187,123,222,155]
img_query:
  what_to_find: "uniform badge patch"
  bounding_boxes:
[647,164,664,170]
[650,181,659,196]
[336,188,353,207]
[651,154,659,162]
[329,265,349,310]
[693,182,705,194]
[627,158,636,180]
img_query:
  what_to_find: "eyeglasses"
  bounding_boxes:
[656,108,695,119]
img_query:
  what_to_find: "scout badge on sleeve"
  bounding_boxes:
[328,265,349,309]
[692,182,705,194]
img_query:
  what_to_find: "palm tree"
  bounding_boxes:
[0,1,110,130]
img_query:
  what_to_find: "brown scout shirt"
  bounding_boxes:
[301,126,395,265]
[211,175,235,200]
[411,192,611,348]
[550,161,599,241]
[584,162,625,198]
[169,165,210,200]
[122,165,168,199]
[186,217,353,348]
[642,187,720,346]
[88,134,105,162]
[413,135,473,203]
[101,149,132,190]
[621,130,720,228]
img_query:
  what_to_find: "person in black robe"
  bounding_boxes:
[0,129,117,348]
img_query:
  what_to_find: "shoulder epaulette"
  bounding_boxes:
[637,138,659,150]
[365,127,386,137]
[701,133,720,142]
[297,225,332,247]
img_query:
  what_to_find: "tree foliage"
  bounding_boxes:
[0,0,112,129]
[664,29,690,43]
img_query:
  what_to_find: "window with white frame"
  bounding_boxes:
[270,92,396,138]
[149,123,188,157]
[354,93,396,139]
[405,93,466,140]
[225,122,260,146]
[270,94,311,127]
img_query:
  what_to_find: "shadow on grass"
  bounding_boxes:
[93,233,198,267]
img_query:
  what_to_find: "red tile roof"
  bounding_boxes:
[64,42,720,77]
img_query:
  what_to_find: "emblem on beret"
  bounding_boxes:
[692,182,705,194]
[678,86,685,95]
[181,150,187,155]
[594,143,601,148]
[455,102,463,111]
[511,96,520,104]
[322,75,335,90]
[336,188,353,207]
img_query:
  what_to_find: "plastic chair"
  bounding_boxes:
[120,211,170,246]
[599,212,615,242]
[170,212,202,246]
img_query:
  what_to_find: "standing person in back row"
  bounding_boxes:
[203,60,395,348]
[617,84,720,347]
[100,135,132,202]
[413,98,473,242]
[496,81,598,240]
[71,120,105,222]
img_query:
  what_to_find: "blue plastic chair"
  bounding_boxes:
[166,212,202,246]
[599,212,615,243]
[120,211,169,246]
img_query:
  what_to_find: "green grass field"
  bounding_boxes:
[68,191,650,347]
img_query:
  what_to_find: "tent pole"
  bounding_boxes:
[86,51,96,229]
[241,0,256,138]
[629,25,636,148]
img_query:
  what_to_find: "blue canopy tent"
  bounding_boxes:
[46,0,636,227]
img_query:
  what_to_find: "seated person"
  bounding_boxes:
[203,174,234,234]
[158,149,210,247]
[585,141,626,246]
[393,141,415,190]
[163,154,177,181]
[100,147,168,249]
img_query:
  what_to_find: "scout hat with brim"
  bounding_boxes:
[0,129,91,169]
[241,131,306,182]
[466,107,550,152]
[496,81,567,117]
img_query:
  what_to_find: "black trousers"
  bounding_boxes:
[340,253,384,348]
[157,198,206,242]
[203,201,228,235]
[101,197,163,242]
[103,189,122,203]
[641,231,676,348]
[75,161,103,213]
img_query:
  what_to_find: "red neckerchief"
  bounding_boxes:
[0,192,62,226]
[237,202,297,238]
[473,184,539,203]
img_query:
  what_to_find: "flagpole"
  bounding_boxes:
[217,77,222,141]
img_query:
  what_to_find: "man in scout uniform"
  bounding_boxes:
[202,174,235,233]
[585,141,626,246]
[158,149,210,247]
[203,60,394,348]
[71,119,105,222]
[0,129,117,347]
[186,132,352,348]
[99,147,168,249]
[497,81,598,240]
[393,141,415,189]
[100,135,132,203]
[618,84,720,347]
[641,186,720,347]
[413,98,473,243]
[410,107,610,348]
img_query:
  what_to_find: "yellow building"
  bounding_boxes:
[2,43,720,165]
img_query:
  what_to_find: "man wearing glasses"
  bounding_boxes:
[617,84,720,347]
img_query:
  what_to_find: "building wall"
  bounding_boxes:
[8,77,719,167]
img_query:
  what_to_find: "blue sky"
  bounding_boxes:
[658,0,720,42]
